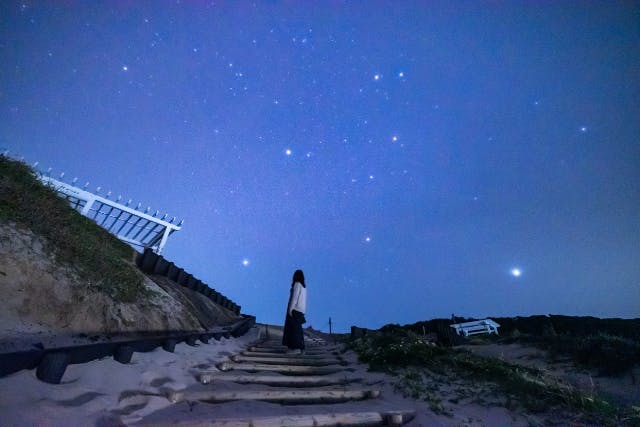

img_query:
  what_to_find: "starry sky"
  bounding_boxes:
[2,1,639,332]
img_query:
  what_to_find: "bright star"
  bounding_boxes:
[242,259,250,267]
[392,135,398,142]
[580,126,587,133]
[398,72,404,77]
[364,236,372,243]
[122,65,128,71]
[374,74,381,81]
[511,268,522,277]
[285,149,292,156]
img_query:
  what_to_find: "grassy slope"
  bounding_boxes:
[346,326,640,425]
[0,156,146,302]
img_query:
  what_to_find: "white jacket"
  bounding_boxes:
[288,282,307,315]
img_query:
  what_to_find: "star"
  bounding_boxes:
[373,74,381,81]
[580,126,587,133]
[510,268,522,277]
[364,236,372,243]
[242,259,250,267]
[122,65,128,72]
[285,148,292,156]
[398,71,404,78]
[391,135,398,142]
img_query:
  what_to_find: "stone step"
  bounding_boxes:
[231,354,348,366]
[198,372,362,387]
[216,361,352,376]
[167,388,381,405]
[140,410,416,427]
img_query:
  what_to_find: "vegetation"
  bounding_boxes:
[511,333,640,376]
[0,155,146,302]
[402,315,640,375]
[348,329,639,425]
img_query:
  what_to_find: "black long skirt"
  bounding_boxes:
[282,313,305,350]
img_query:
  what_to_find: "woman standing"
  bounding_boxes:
[282,269,307,354]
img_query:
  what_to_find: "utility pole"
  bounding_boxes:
[329,317,332,335]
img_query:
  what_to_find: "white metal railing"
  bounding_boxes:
[38,175,182,254]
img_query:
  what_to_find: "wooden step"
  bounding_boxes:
[251,343,340,351]
[216,361,352,376]
[249,346,337,355]
[140,410,416,426]
[167,388,381,405]
[198,372,362,387]
[243,350,336,359]
[231,354,347,366]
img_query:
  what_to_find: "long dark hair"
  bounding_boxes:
[292,269,305,288]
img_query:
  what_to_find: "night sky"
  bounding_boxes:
[2,2,639,332]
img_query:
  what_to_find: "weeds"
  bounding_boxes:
[0,156,147,302]
[393,368,449,415]
[349,330,637,424]
[524,333,640,376]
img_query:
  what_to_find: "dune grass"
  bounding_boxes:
[519,333,640,376]
[348,330,638,425]
[0,155,147,303]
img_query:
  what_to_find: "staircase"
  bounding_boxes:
[138,332,416,426]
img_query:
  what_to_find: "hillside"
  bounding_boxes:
[0,156,239,353]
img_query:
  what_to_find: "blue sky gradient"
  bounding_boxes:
[2,1,639,331]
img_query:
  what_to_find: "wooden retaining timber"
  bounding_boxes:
[167,388,381,404]
[241,350,336,359]
[248,346,337,355]
[139,410,416,427]
[198,372,362,387]
[230,354,348,366]
[0,317,255,384]
[216,361,352,375]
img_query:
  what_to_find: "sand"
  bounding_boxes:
[0,328,262,426]
[2,326,631,426]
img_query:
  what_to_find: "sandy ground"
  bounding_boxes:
[0,328,262,426]
[462,342,640,406]
[132,327,536,427]
[0,326,529,427]
[1,326,635,426]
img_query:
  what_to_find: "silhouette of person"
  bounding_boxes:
[282,269,307,353]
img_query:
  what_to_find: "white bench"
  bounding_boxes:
[450,319,500,337]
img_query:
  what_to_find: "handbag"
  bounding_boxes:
[291,309,306,324]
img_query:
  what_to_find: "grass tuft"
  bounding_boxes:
[0,156,147,302]
[348,330,638,424]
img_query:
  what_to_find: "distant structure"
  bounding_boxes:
[38,174,181,254]
[450,319,500,337]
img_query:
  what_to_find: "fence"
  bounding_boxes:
[136,248,241,315]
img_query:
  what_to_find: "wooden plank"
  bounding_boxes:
[231,354,347,366]
[248,346,336,355]
[139,410,416,427]
[167,388,381,405]
[198,372,361,387]
[242,351,335,359]
[216,361,352,376]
